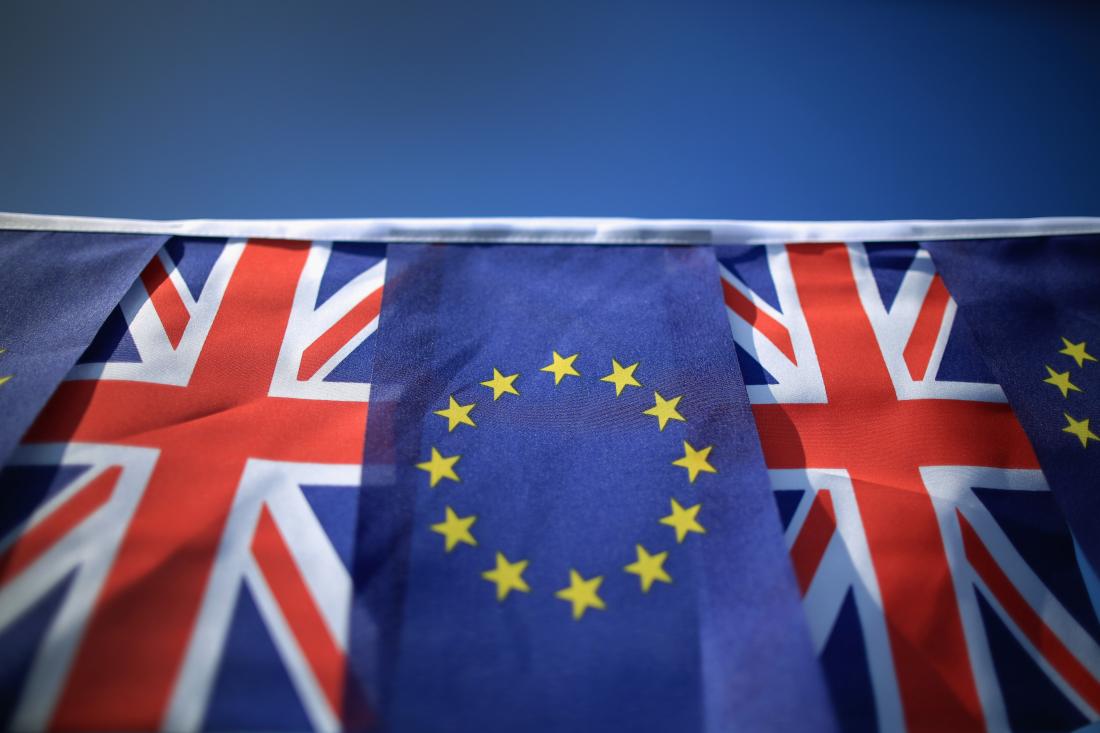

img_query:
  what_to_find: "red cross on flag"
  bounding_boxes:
[0,237,384,731]
[721,241,1100,732]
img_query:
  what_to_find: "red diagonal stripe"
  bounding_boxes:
[789,490,836,595]
[0,467,120,585]
[903,274,951,381]
[298,286,384,381]
[959,511,1100,711]
[140,255,190,349]
[721,277,797,364]
[252,506,345,716]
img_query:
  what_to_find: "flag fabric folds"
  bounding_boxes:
[924,236,1100,577]
[720,241,1100,733]
[350,243,832,732]
[0,230,168,466]
[0,213,1099,733]
[0,236,384,731]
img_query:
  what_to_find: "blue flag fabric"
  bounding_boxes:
[351,243,834,732]
[925,235,1100,578]
[0,230,167,464]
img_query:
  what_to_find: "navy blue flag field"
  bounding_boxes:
[351,243,834,732]
[926,236,1100,583]
[1,216,1100,733]
[0,230,167,465]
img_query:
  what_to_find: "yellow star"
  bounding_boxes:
[600,359,642,396]
[672,440,717,483]
[624,544,671,592]
[434,395,476,431]
[430,506,477,551]
[481,552,531,601]
[1043,365,1081,398]
[555,569,605,620]
[1063,413,1099,448]
[480,368,520,400]
[659,498,705,543]
[642,391,685,430]
[416,447,460,487]
[1060,337,1097,368]
[540,350,580,385]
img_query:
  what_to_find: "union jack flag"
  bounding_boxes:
[718,241,1100,732]
[0,237,385,731]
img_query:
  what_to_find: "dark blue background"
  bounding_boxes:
[1,1,1097,220]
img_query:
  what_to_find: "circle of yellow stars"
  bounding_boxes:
[1043,337,1098,448]
[415,351,717,619]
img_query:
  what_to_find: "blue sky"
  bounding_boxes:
[1,1,1097,220]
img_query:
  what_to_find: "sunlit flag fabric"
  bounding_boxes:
[0,236,385,731]
[0,230,168,466]
[924,236,1100,578]
[349,243,831,732]
[720,241,1100,732]
[0,213,1099,733]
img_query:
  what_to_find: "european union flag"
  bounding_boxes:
[351,244,834,731]
[0,230,166,464]
[926,235,1100,579]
